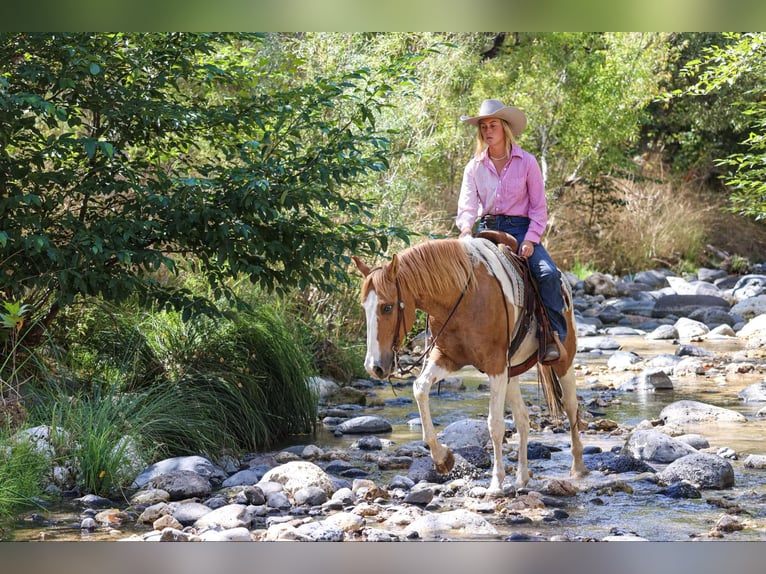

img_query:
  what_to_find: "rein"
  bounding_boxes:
[390,274,473,378]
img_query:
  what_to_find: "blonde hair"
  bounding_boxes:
[473,118,516,158]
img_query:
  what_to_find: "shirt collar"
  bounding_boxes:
[480,143,522,161]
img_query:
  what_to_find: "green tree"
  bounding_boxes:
[0,33,406,344]
[474,33,670,225]
[676,32,766,220]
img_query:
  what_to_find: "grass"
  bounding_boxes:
[0,432,49,517]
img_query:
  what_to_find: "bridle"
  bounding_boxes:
[388,273,472,378]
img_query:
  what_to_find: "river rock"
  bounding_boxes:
[737,314,766,339]
[653,294,729,318]
[294,486,329,506]
[193,503,253,530]
[171,501,213,526]
[622,429,698,463]
[743,454,766,469]
[608,350,643,371]
[437,418,490,449]
[404,509,498,540]
[578,336,622,352]
[584,272,618,297]
[731,296,766,319]
[659,481,701,499]
[131,455,226,489]
[145,470,211,500]
[583,452,656,474]
[646,325,679,340]
[738,381,766,402]
[674,317,710,339]
[659,400,747,425]
[618,368,674,392]
[222,467,267,488]
[259,460,337,498]
[657,453,735,489]
[335,415,392,435]
[731,275,766,301]
[294,521,346,542]
[198,527,253,542]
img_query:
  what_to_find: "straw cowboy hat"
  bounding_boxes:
[460,98,527,136]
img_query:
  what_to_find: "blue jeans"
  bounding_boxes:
[478,215,567,342]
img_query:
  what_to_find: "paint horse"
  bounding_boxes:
[352,236,588,497]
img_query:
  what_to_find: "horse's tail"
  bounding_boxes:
[538,365,564,419]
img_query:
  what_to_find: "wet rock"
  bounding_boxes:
[222,467,266,488]
[658,453,735,489]
[171,502,212,526]
[404,509,498,540]
[653,294,729,319]
[403,486,434,506]
[453,446,491,469]
[622,429,698,463]
[738,382,766,402]
[646,325,679,340]
[660,400,747,425]
[352,436,384,450]
[659,481,701,499]
[714,514,745,533]
[743,454,766,469]
[527,441,552,460]
[608,350,643,371]
[437,418,490,449]
[335,415,392,435]
[618,368,674,392]
[584,452,656,474]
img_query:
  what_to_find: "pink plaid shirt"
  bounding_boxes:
[455,143,547,244]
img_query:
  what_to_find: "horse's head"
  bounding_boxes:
[352,254,415,379]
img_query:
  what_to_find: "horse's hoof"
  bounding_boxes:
[434,450,455,474]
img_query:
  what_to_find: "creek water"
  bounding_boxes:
[4,335,766,542]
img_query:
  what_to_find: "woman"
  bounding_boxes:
[456,98,565,362]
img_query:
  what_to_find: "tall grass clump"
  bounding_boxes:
[0,432,48,516]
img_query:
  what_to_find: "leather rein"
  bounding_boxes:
[389,273,473,378]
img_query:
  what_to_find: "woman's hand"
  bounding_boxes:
[459,229,473,239]
[519,240,535,259]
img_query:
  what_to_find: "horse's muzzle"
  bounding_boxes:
[365,352,395,380]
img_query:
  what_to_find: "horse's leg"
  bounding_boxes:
[412,361,455,474]
[561,368,588,478]
[487,373,508,497]
[505,375,530,488]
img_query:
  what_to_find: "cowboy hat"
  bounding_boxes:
[460,98,527,136]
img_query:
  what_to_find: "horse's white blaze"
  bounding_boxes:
[362,289,381,375]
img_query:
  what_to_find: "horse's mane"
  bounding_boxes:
[379,239,476,299]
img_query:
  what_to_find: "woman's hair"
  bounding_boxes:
[474,118,516,158]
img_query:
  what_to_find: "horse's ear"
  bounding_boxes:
[351,256,371,277]
[385,254,399,281]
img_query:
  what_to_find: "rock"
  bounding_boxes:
[659,481,701,499]
[714,514,744,533]
[738,382,766,402]
[453,446,491,469]
[152,514,183,531]
[674,317,710,339]
[222,467,267,488]
[583,452,656,474]
[294,486,329,506]
[323,512,365,533]
[198,527,252,541]
[132,455,226,489]
[324,386,367,406]
[658,453,735,489]
[584,272,618,297]
[737,314,766,339]
[335,415,392,435]
[731,275,766,301]
[403,486,434,506]
[659,400,747,425]
[743,454,766,469]
[675,434,709,450]
[608,350,643,371]
[294,521,346,542]
[577,336,622,352]
[138,502,171,524]
[145,470,211,500]
[193,504,252,530]
[437,419,490,449]
[618,368,674,392]
[404,509,498,540]
[622,429,698,463]
[653,294,729,318]
[352,436,384,450]
[129,489,169,506]
[407,457,448,483]
[171,502,213,526]
[646,325,678,341]
[731,296,766,320]
[259,461,337,498]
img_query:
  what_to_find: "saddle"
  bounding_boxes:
[476,230,567,374]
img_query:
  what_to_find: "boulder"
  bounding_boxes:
[659,400,747,425]
[657,453,735,489]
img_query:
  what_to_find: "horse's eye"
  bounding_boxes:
[381,304,394,314]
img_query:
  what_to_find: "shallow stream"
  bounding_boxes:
[4,335,766,542]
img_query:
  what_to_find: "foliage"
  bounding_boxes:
[473,33,670,226]
[0,32,408,345]
[676,33,766,221]
[0,434,48,517]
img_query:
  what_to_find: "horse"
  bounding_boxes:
[352,236,588,497]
